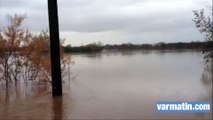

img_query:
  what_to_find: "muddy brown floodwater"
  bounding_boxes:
[0,50,212,120]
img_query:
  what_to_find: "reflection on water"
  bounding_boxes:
[201,62,212,103]
[52,96,63,120]
[201,62,212,90]
[0,50,212,120]
[195,62,212,118]
[0,83,52,119]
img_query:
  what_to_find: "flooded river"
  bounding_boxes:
[0,50,212,120]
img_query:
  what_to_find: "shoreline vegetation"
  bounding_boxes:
[0,15,72,86]
[63,41,213,53]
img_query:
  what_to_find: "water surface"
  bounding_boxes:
[0,50,212,120]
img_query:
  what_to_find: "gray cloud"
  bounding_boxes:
[57,0,202,33]
[0,0,206,45]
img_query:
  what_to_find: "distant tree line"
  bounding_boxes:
[63,41,212,53]
[63,42,103,53]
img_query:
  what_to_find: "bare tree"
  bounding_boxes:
[193,8,213,62]
[0,14,73,86]
[0,14,28,86]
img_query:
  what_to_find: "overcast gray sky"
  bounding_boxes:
[0,0,210,46]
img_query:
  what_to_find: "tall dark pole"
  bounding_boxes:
[47,0,62,96]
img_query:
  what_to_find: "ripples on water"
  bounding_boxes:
[0,50,212,119]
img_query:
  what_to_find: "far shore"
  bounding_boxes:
[63,41,213,53]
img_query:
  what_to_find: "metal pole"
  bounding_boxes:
[47,0,62,96]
